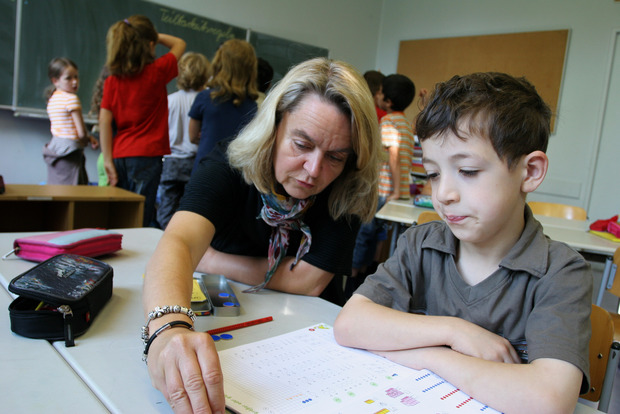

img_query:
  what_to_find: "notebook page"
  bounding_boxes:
[219,323,499,413]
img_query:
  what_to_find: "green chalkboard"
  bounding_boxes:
[249,31,329,86]
[0,0,16,107]
[15,0,246,112]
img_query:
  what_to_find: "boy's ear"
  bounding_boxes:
[520,150,548,193]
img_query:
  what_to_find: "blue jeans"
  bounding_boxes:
[156,156,194,229]
[351,197,387,270]
[114,157,163,227]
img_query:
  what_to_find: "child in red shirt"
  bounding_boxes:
[99,15,185,227]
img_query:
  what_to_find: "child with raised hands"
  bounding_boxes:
[99,15,186,227]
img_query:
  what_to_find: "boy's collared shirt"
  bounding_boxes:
[355,206,592,394]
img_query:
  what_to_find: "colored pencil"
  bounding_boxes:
[206,316,273,335]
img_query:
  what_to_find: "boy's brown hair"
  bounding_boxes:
[363,70,385,96]
[416,72,551,169]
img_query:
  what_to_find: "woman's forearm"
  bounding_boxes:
[196,249,333,296]
[143,212,215,324]
[195,248,268,286]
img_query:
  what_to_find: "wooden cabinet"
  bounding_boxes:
[0,184,144,231]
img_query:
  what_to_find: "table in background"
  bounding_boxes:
[375,201,434,255]
[377,200,617,257]
[0,228,604,413]
[0,184,145,231]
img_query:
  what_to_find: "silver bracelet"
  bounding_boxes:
[142,320,194,362]
[141,305,196,343]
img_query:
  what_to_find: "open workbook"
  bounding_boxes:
[219,323,500,413]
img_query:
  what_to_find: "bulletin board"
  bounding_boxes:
[397,29,569,132]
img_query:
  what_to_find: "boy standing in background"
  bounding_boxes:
[377,74,416,202]
[157,52,210,229]
[335,72,592,414]
[348,74,416,293]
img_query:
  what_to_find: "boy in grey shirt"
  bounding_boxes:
[335,72,592,414]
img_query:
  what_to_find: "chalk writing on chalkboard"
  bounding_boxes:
[158,7,237,44]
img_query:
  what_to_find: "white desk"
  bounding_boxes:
[0,228,604,413]
[0,286,108,413]
[0,229,165,412]
[375,201,432,225]
[375,202,435,255]
[52,254,343,412]
[0,228,342,413]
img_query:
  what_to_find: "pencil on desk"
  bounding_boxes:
[206,316,273,335]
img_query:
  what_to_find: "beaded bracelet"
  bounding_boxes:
[141,305,196,343]
[142,320,194,362]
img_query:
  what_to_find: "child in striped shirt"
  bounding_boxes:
[43,57,99,185]
[348,74,416,293]
[377,74,416,202]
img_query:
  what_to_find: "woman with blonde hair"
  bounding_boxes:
[142,57,380,413]
[188,39,258,171]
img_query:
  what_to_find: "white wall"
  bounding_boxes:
[0,0,382,185]
[589,31,620,223]
[375,0,620,219]
[148,0,383,71]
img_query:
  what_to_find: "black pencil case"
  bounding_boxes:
[8,254,113,347]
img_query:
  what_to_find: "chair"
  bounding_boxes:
[582,304,620,412]
[416,211,442,224]
[528,201,587,221]
[596,247,620,343]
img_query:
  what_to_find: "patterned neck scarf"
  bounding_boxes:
[243,191,314,293]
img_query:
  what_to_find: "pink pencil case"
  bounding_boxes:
[3,228,123,262]
[608,221,620,239]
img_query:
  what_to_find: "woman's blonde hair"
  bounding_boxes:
[209,39,258,106]
[105,15,158,77]
[228,58,381,223]
[177,52,211,91]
